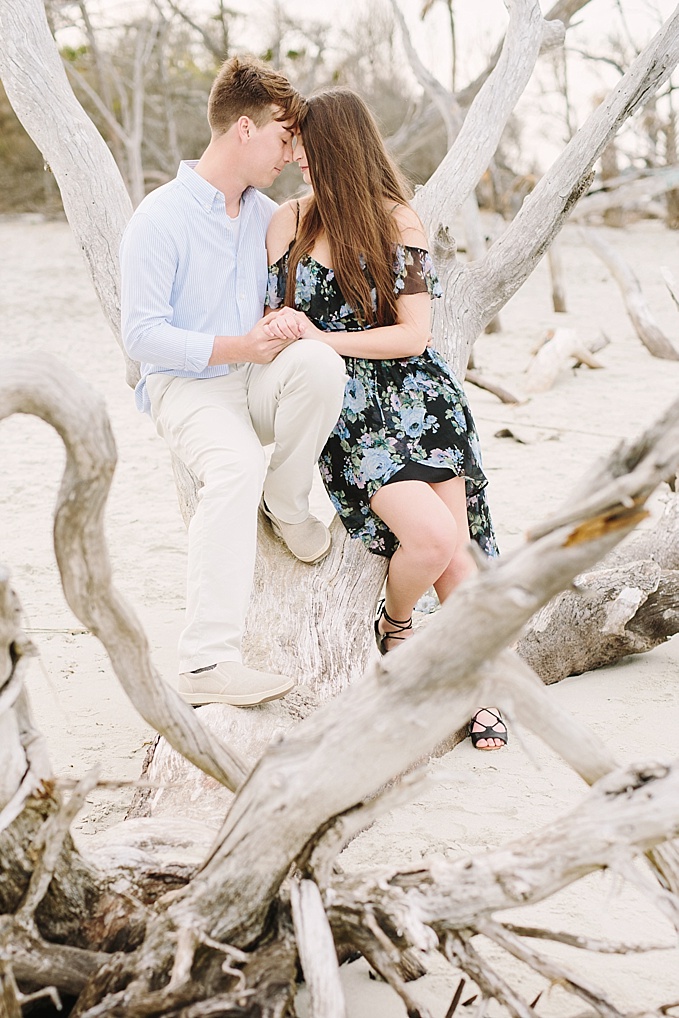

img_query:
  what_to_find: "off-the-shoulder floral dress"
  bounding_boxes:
[266,245,498,559]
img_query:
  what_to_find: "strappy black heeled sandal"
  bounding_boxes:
[374,600,413,656]
[469,708,508,750]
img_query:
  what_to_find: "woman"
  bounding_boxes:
[264,88,507,751]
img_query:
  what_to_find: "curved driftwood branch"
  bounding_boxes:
[524,327,607,392]
[0,356,248,793]
[142,395,679,956]
[327,758,679,937]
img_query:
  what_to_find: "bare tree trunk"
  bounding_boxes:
[2,0,679,710]
[600,138,626,227]
[0,1,136,384]
[547,239,567,311]
[2,368,679,1014]
[664,106,679,229]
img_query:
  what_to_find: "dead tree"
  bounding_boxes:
[55,1,165,207]
[1,2,679,1010]
[2,0,679,745]
[2,358,679,1015]
[572,165,679,223]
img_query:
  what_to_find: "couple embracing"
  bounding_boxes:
[120,56,507,751]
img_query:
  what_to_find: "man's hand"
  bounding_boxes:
[264,308,325,341]
[210,311,304,365]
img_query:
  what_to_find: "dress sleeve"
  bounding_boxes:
[393,245,443,299]
[265,254,288,309]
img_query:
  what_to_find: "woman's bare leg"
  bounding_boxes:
[369,480,458,649]
[370,474,506,749]
[431,477,506,750]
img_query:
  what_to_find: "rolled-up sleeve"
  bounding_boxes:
[120,214,215,371]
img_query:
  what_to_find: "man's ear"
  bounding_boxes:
[237,116,251,142]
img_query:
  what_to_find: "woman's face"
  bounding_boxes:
[293,133,311,186]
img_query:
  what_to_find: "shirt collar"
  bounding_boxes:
[177,160,255,215]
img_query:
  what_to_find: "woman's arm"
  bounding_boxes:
[301,204,434,358]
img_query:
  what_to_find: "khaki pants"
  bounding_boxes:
[147,340,346,673]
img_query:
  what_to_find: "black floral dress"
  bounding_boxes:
[266,245,498,559]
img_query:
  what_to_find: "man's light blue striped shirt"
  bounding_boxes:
[120,160,277,413]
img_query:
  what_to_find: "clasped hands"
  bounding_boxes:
[261,307,319,342]
[243,307,324,363]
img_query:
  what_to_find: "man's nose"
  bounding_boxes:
[283,142,294,163]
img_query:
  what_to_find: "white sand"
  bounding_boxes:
[1,215,679,1015]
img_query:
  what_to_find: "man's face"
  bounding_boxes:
[244,110,296,187]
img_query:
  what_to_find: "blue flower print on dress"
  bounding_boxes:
[358,448,394,484]
[399,405,426,438]
[344,378,368,417]
[266,242,498,559]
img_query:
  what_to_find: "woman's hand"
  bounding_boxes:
[263,309,325,342]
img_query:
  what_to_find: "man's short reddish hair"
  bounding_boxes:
[208,55,306,135]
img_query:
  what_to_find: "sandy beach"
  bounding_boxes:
[1,213,678,1016]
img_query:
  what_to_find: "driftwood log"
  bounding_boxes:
[518,493,679,682]
[2,0,679,700]
[2,362,679,1015]
[524,327,608,393]
[2,3,679,1013]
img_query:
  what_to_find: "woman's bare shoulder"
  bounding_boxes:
[266,200,299,263]
[390,202,429,249]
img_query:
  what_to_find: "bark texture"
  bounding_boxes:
[2,362,679,1016]
[3,3,679,1015]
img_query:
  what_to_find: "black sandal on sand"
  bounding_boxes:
[469,708,508,750]
[374,600,413,656]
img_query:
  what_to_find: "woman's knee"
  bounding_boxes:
[400,518,458,571]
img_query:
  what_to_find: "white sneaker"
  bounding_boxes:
[178,661,295,707]
[261,500,331,564]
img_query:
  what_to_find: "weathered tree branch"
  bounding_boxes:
[0,0,135,384]
[0,357,248,793]
[326,757,679,955]
[572,166,679,222]
[471,9,679,335]
[146,397,679,955]
[582,227,679,359]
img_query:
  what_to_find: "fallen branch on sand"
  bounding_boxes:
[2,355,679,1015]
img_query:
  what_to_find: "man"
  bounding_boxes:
[120,56,346,707]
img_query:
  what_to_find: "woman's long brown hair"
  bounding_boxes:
[285,89,413,328]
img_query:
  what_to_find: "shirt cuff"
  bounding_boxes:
[184,331,217,372]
